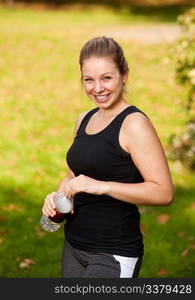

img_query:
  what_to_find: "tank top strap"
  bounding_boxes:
[118,105,149,122]
[76,107,99,136]
[103,105,149,137]
[76,105,149,137]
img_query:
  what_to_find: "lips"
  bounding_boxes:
[94,93,111,103]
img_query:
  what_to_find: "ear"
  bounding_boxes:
[123,70,129,84]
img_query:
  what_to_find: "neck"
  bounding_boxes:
[97,100,130,118]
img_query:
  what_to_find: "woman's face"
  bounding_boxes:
[81,56,128,109]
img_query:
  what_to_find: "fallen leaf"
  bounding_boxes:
[26,218,33,223]
[178,232,185,237]
[13,187,20,193]
[181,248,189,256]
[0,230,9,236]
[19,258,36,269]
[35,226,46,237]
[190,244,195,249]
[191,203,195,209]
[157,269,169,275]
[2,204,21,212]
[157,214,170,224]
[140,223,147,235]
[139,208,147,213]
[0,237,4,244]
[0,215,6,222]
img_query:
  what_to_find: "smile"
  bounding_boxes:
[94,93,111,102]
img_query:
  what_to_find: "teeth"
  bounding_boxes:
[96,94,110,99]
[97,96,106,99]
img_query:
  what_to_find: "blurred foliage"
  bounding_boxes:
[168,120,195,169]
[168,7,195,170]
[174,7,195,110]
[1,0,194,7]
[1,0,194,24]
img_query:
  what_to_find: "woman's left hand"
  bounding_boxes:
[65,174,108,199]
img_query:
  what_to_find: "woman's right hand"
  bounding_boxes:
[42,191,57,217]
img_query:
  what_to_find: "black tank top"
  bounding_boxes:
[65,105,149,257]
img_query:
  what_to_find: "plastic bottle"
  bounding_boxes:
[40,192,73,232]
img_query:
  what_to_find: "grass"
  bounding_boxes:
[0,4,195,278]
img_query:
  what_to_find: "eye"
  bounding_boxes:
[103,76,112,80]
[83,78,92,82]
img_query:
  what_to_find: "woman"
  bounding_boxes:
[42,36,174,278]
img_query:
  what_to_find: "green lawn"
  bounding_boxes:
[0,4,194,278]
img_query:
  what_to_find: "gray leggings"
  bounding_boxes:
[61,240,142,278]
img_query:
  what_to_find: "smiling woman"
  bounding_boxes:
[42,36,174,278]
[82,58,125,106]
[80,36,128,108]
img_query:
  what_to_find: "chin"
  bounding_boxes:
[95,101,113,109]
[93,97,116,108]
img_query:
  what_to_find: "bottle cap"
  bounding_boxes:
[54,192,73,213]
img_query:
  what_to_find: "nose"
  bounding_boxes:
[94,80,104,93]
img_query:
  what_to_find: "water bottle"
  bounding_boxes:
[40,192,73,232]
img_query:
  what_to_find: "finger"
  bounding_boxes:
[42,206,51,217]
[45,206,56,217]
[49,194,56,208]
[45,199,56,216]
[70,170,75,178]
[43,201,53,216]
[65,184,73,199]
[42,192,56,217]
[51,191,57,195]
[68,189,75,199]
[42,207,48,217]
[45,195,56,209]
[66,192,72,199]
[67,181,80,194]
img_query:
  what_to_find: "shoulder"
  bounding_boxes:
[76,110,91,127]
[123,110,153,130]
[121,109,165,165]
[73,110,91,136]
[122,111,159,146]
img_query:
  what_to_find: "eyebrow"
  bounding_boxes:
[82,72,114,78]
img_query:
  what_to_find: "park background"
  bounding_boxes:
[0,0,195,277]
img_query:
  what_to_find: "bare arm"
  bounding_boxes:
[103,113,174,206]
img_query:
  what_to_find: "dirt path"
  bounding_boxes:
[101,24,181,44]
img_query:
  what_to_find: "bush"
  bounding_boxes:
[168,8,195,170]
[173,7,195,110]
[168,119,195,169]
